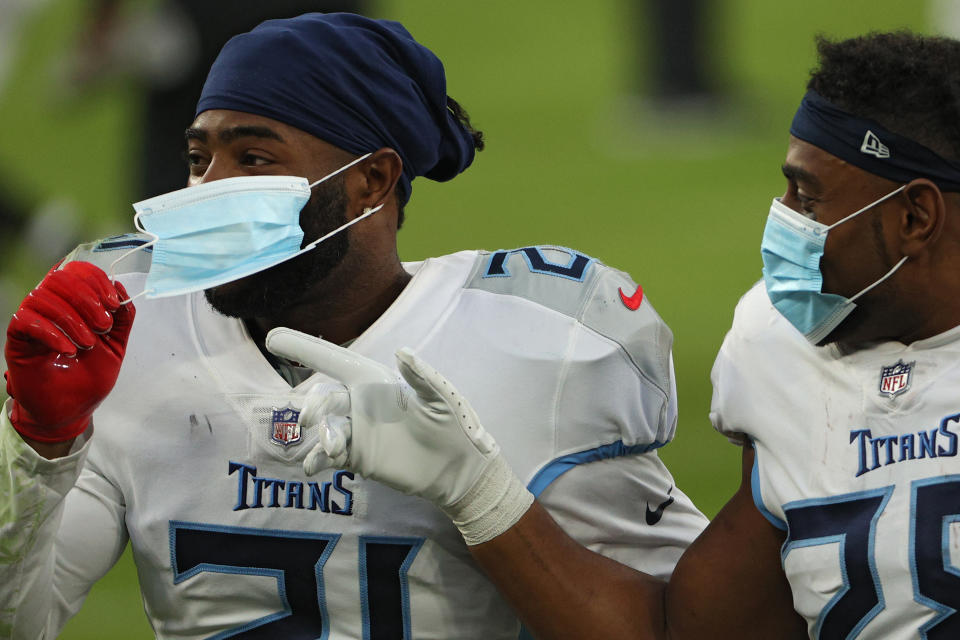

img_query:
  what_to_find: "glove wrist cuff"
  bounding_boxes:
[442,454,534,546]
[9,401,89,443]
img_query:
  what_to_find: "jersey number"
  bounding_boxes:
[483,246,593,282]
[783,477,960,639]
[170,521,423,639]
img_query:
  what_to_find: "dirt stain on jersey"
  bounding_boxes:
[189,414,214,434]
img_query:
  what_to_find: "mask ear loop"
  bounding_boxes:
[848,255,909,303]
[830,184,910,303]
[110,211,159,305]
[301,150,383,251]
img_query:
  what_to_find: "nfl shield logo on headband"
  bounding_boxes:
[879,360,913,398]
[270,406,302,446]
[861,131,890,159]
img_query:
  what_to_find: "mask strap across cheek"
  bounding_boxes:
[302,202,386,252]
[309,152,373,189]
[824,185,907,232]
[110,212,159,305]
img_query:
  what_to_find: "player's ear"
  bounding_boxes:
[351,148,402,216]
[898,179,945,257]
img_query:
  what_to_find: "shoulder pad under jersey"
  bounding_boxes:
[464,245,673,397]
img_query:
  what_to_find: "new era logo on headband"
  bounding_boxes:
[861,130,890,159]
[793,91,960,191]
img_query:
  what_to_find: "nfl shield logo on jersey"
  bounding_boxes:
[879,360,914,398]
[270,406,302,446]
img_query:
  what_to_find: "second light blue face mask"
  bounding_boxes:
[760,186,908,344]
[113,154,382,300]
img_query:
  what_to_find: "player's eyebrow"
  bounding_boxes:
[184,126,286,144]
[781,163,822,191]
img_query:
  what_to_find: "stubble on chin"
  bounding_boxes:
[204,232,348,318]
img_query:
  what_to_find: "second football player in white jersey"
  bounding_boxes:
[712,282,960,639]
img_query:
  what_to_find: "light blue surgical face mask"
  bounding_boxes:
[760,185,908,344]
[112,153,382,301]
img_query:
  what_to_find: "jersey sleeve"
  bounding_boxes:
[527,263,677,496]
[710,281,777,446]
[710,336,750,447]
[567,263,675,444]
[533,266,707,574]
[709,281,791,446]
[537,451,707,579]
[0,401,128,638]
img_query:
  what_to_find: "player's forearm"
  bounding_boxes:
[18,435,76,460]
[470,501,670,640]
[4,401,78,459]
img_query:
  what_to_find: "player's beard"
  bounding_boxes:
[203,176,350,319]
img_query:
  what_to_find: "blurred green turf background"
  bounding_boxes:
[0,0,934,637]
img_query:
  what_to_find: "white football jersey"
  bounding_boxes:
[711,281,960,640]
[1,239,706,639]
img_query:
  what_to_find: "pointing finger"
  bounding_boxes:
[265,327,395,385]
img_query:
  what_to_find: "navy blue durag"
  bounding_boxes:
[790,90,960,192]
[195,12,477,205]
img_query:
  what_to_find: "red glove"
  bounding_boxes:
[4,261,135,443]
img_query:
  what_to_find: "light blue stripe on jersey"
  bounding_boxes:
[519,440,669,640]
[752,453,787,530]
[526,440,667,497]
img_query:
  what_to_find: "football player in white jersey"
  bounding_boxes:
[277,31,960,639]
[0,13,707,639]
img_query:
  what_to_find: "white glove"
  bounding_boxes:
[265,327,533,545]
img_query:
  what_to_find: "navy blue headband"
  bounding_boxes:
[196,13,477,205]
[790,90,960,192]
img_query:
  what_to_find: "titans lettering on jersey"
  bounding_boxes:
[229,461,355,514]
[850,412,960,477]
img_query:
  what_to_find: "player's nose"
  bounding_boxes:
[779,191,802,213]
[195,157,239,185]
